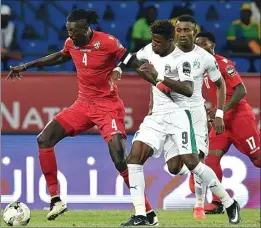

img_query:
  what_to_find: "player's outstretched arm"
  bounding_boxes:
[119,53,157,86]
[7,51,71,80]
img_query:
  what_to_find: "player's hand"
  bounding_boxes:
[111,67,122,81]
[139,63,158,80]
[207,108,216,120]
[7,65,27,80]
[213,117,225,134]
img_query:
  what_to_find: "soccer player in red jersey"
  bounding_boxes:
[193,31,260,214]
[7,9,158,224]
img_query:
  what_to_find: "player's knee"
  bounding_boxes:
[181,154,199,171]
[37,132,55,148]
[127,141,152,165]
[108,135,126,171]
[167,158,184,175]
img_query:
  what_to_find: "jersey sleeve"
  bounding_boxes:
[177,59,194,82]
[106,35,127,61]
[205,54,221,82]
[136,44,151,61]
[61,38,71,56]
[219,60,243,88]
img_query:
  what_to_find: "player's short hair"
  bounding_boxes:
[176,14,196,25]
[67,8,99,25]
[150,20,175,40]
[196,32,216,43]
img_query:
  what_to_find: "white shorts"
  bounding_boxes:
[190,105,209,155]
[132,110,198,162]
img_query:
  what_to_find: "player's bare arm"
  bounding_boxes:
[139,62,193,97]
[211,77,226,134]
[7,51,71,80]
[120,53,157,86]
[224,83,247,113]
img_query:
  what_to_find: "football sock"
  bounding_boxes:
[127,164,146,216]
[120,169,152,213]
[39,148,59,197]
[192,162,233,208]
[194,174,206,208]
[205,155,222,202]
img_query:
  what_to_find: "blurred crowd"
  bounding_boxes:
[1,0,260,72]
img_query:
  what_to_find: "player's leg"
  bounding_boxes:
[189,106,209,218]
[120,116,166,226]
[204,129,231,214]
[39,101,94,220]
[232,114,260,168]
[176,110,240,224]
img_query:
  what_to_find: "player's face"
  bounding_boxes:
[175,21,196,48]
[66,21,88,46]
[195,37,214,54]
[151,33,172,56]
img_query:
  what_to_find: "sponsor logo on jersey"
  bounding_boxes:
[226,65,237,77]
[94,41,101,49]
[165,64,171,74]
[80,49,91,52]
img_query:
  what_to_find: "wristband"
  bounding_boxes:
[215,109,224,119]
[113,66,122,74]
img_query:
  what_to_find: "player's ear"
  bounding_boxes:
[168,38,174,44]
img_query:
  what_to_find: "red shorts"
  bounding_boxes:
[54,98,126,143]
[209,112,260,160]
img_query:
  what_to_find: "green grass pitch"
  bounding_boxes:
[1,209,260,227]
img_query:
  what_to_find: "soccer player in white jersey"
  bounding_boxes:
[120,20,240,226]
[162,15,227,219]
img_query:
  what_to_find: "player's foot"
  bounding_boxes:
[193,207,206,219]
[47,197,68,221]
[226,200,241,225]
[120,215,150,226]
[189,173,195,193]
[147,211,159,226]
[205,201,225,214]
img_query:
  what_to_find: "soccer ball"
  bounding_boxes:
[3,202,31,226]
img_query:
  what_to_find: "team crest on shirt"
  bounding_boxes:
[165,64,171,74]
[193,59,200,69]
[94,41,101,49]
[226,65,236,77]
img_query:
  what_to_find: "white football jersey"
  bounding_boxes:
[136,43,195,114]
[174,45,221,107]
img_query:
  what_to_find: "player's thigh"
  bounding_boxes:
[170,110,198,156]
[209,128,231,154]
[164,138,184,174]
[191,106,209,156]
[169,110,199,169]
[54,101,94,136]
[232,115,260,160]
[132,115,167,160]
[91,99,126,143]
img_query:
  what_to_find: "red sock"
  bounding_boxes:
[205,155,223,203]
[39,148,59,197]
[120,169,153,213]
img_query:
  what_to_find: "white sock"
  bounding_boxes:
[127,164,146,216]
[192,162,234,208]
[177,164,190,175]
[194,174,206,208]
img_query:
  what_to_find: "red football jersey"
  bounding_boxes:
[62,30,127,101]
[203,54,252,114]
